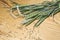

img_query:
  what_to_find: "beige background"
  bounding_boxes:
[0,0,60,40]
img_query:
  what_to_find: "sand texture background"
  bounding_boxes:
[0,0,60,40]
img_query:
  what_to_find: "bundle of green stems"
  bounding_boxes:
[10,0,60,27]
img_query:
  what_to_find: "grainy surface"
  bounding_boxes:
[0,0,60,40]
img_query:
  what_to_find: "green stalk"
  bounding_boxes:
[25,15,39,26]
[34,16,48,27]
